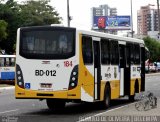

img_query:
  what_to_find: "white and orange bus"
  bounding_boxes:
[15,25,145,110]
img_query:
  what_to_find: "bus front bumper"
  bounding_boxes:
[15,85,81,100]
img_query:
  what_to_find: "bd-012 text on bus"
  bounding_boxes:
[35,70,56,76]
[15,25,146,110]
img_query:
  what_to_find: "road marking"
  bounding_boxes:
[77,102,135,122]
[0,109,19,115]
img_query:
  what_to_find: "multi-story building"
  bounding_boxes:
[92,4,111,17]
[137,4,159,39]
[110,8,117,16]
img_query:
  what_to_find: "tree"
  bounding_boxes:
[143,36,160,62]
[0,0,21,53]
[19,0,61,26]
[0,20,8,40]
[0,0,61,53]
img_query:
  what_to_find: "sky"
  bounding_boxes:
[50,0,157,34]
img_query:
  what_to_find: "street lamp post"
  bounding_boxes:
[67,0,70,27]
[157,0,160,36]
[131,0,133,38]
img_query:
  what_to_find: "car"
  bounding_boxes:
[145,65,149,73]
[154,62,160,71]
[150,63,157,72]
[145,63,158,73]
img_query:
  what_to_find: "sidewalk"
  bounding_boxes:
[146,72,160,76]
[0,84,15,90]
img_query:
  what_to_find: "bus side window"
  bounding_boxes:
[126,43,130,66]
[135,44,140,64]
[115,41,119,64]
[10,58,15,66]
[101,39,110,64]
[110,40,119,65]
[119,45,125,68]
[5,58,9,66]
[130,43,135,64]
[0,58,3,66]
[9,58,11,66]
[110,41,114,64]
[82,36,93,64]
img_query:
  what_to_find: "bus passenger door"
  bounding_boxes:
[124,43,131,95]
[119,44,125,96]
[141,47,145,91]
[93,41,101,100]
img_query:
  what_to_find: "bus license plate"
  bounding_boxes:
[35,70,56,76]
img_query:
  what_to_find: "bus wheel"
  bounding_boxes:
[46,99,66,111]
[100,84,111,109]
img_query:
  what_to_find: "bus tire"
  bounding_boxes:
[46,99,66,111]
[100,84,111,109]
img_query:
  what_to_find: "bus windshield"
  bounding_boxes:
[20,27,75,59]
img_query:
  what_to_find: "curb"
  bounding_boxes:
[0,86,15,90]
[146,73,160,76]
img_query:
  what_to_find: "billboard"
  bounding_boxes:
[92,16,131,30]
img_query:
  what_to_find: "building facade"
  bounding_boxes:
[137,4,159,39]
[92,5,111,17]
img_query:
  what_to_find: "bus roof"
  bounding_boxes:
[0,55,16,58]
[77,29,144,44]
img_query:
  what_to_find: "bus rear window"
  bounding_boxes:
[19,27,75,59]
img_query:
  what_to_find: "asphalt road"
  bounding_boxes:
[0,74,160,122]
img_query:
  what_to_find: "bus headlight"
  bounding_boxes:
[73,72,77,76]
[72,77,76,81]
[18,76,22,80]
[18,81,23,86]
[17,71,21,75]
[68,65,78,90]
[71,82,75,87]
[16,64,24,89]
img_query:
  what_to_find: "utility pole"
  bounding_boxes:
[131,0,133,38]
[157,0,160,36]
[67,0,70,27]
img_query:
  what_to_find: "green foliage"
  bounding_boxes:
[0,0,20,53]
[19,0,61,26]
[143,36,160,62]
[0,0,61,53]
[0,20,8,40]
